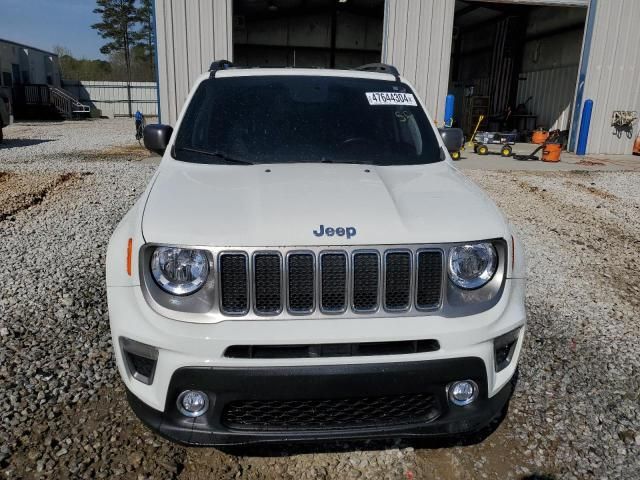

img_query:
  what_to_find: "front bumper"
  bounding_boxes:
[126,357,516,446]
[108,277,525,445]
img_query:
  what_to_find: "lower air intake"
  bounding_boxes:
[222,393,440,431]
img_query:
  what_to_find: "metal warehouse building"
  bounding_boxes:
[153,0,640,155]
[0,39,62,121]
[0,39,61,90]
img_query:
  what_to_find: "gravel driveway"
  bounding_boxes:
[0,119,638,479]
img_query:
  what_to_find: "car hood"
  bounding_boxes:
[142,160,509,246]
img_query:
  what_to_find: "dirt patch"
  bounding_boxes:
[563,180,617,200]
[0,171,84,221]
[517,181,545,194]
[576,159,605,166]
[76,144,150,162]
[484,173,639,311]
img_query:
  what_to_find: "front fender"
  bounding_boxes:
[509,231,526,279]
[106,198,146,287]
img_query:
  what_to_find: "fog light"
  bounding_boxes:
[177,390,209,417]
[448,380,478,406]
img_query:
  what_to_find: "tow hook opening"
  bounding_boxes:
[120,337,158,385]
[494,328,521,372]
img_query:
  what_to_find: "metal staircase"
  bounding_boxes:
[49,86,90,118]
[12,84,90,120]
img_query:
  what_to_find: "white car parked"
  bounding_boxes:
[106,61,526,446]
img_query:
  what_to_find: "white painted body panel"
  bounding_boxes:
[106,67,526,417]
[142,160,510,247]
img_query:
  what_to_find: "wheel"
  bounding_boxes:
[501,145,513,157]
[451,150,460,160]
[477,144,489,155]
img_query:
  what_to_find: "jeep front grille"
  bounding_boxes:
[253,253,282,314]
[217,247,443,317]
[416,251,444,309]
[219,253,249,315]
[287,253,315,313]
[384,251,412,311]
[352,252,380,312]
[320,252,348,313]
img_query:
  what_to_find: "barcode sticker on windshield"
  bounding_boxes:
[366,92,417,106]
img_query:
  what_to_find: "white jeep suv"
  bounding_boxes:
[106,61,526,446]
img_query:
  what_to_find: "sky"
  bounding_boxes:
[0,0,107,59]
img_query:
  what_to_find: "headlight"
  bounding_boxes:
[151,247,209,295]
[448,243,497,290]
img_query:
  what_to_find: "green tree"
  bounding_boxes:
[135,0,155,79]
[92,0,139,116]
[54,46,113,82]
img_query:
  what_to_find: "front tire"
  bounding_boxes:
[451,150,460,160]
[477,144,489,155]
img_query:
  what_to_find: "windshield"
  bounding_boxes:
[173,75,442,166]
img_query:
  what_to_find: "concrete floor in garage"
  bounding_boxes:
[453,142,640,172]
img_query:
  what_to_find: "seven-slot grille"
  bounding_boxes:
[219,248,443,316]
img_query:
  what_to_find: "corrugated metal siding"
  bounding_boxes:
[581,0,640,154]
[517,65,578,130]
[155,0,233,125]
[474,78,491,97]
[382,0,455,122]
[62,81,158,117]
[470,0,588,6]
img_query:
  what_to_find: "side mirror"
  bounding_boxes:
[143,124,173,155]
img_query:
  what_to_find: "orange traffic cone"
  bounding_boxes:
[634,131,640,156]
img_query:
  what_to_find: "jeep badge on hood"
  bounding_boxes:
[313,224,357,239]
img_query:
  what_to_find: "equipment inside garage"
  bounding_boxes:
[232,0,384,68]
[449,1,587,144]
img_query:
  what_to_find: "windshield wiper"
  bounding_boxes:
[320,159,369,165]
[175,146,254,165]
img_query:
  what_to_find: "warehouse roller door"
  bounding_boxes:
[448,0,587,143]
[232,0,384,69]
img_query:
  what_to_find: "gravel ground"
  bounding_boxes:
[0,119,639,479]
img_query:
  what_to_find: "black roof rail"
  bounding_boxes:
[355,63,401,81]
[209,59,234,78]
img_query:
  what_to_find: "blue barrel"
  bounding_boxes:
[444,94,455,127]
[576,99,593,156]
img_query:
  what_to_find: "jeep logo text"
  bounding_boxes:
[313,224,357,239]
